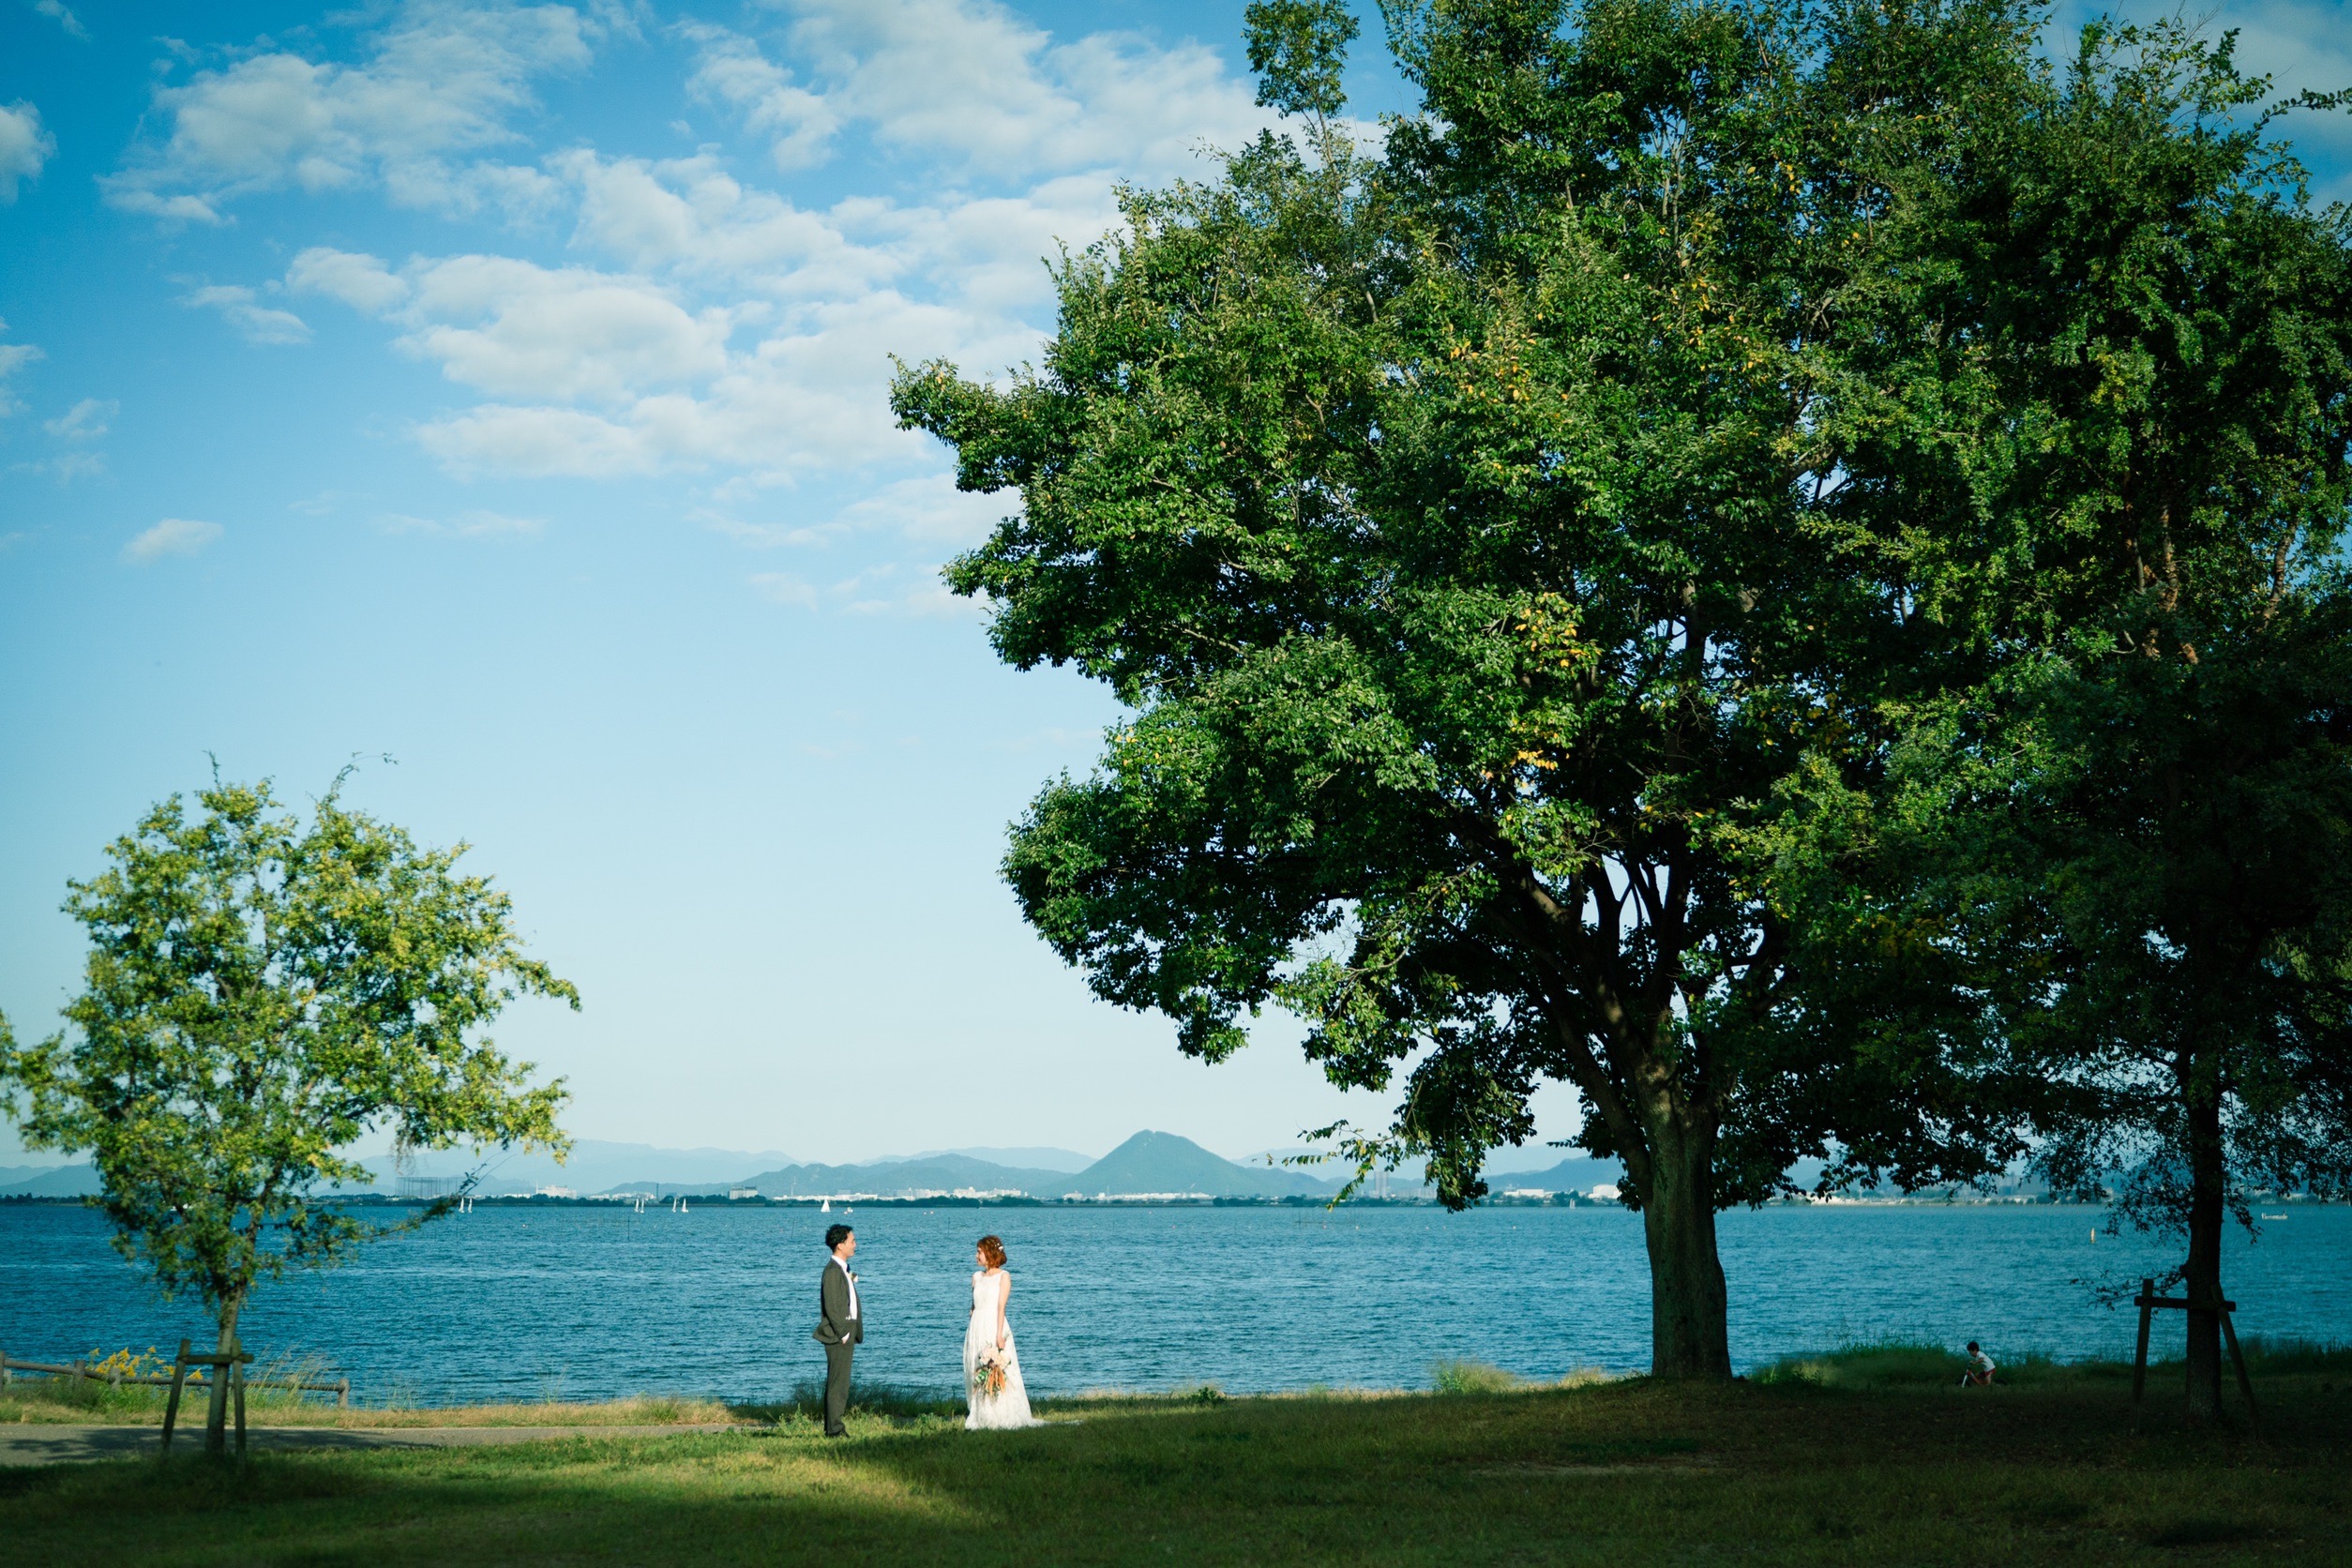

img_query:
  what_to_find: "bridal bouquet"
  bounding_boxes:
[971,1348,1008,1399]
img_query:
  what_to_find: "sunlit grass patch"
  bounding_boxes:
[1431,1357,1525,1394]
[3,1374,2348,1566]
[1431,1357,1621,1394]
[0,1384,736,1428]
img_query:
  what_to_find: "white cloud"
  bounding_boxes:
[7,367,108,480]
[749,570,819,606]
[380,508,543,536]
[904,581,988,617]
[293,150,1097,480]
[182,283,312,344]
[749,558,982,617]
[296,247,737,403]
[400,255,734,402]
[103,1,609,222]
[289,223,1033,478]
[409,287,1032,479]
[555,149,894,294]
[43,398,114,441]
[413,402,667,477]
[706,514,843,547]
[251,3,1285,494]
[704,472,1001,550]
[123,518,222,562]
[683,23,840,171]
[708,4,1274,180]
[0,320,42,416]
[287,247,412,312]
[831,472,1005,545]
[34,2,88,40]
[0,101,54,203]
[288,489,369,516]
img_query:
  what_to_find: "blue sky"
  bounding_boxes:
[1,0,2345,1169]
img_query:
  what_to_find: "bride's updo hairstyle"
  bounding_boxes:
[976,1235,1006,1268]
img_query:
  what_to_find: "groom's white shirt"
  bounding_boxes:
[831,1254,859,1320]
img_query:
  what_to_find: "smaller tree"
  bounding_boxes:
[1875,21,2352,1424]
[0,773,574,1444]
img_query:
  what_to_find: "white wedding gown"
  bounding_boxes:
[963,1269,1039,1429]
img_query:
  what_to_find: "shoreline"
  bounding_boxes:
[9,1190,2341,1209]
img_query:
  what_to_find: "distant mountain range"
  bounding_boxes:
[1051,1130,1332,1199]
[0,1163,102,1198]
[0,1133,1637,1202]
[354,1138,800,1198]
[0,1140,799,1202]
[730,1132,1334,1200]
[733,1152,1081,1199]
[857,1146,1099,1173]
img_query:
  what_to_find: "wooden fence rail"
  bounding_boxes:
[0,1349,348,1407]
[2129,1275,2259,1436]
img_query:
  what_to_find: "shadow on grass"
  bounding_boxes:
[4,1369,2348,1567]
[1751,1336,2352,1394]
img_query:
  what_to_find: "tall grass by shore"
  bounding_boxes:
[9,1337,2344,1426]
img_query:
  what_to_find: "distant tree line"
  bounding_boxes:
[894,0,2352,1419]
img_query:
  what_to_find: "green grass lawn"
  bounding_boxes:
[4,1349,2347,1565]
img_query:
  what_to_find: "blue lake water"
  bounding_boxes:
[6,1201,2347,1406]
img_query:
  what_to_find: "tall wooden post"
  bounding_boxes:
[2218,1306,2260,1438]
[232,1359,247,1458]
[160,1340,191,1455]
[2131,1277,2154,1406]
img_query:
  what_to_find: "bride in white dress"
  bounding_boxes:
[963,1235,1040,1429]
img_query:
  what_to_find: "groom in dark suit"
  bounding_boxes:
[812,1223,861,1437]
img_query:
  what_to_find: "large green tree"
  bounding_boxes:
[1,774,574,1443]
[896,0,2036,1376]
[1880,22,2352,1423]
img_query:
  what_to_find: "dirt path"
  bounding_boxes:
[0,1423,746,1466]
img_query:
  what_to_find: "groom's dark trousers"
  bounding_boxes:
[813,1259,862,1437]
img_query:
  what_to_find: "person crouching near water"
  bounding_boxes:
[1961,1342,1996,1387]
[813,1223,862,1436]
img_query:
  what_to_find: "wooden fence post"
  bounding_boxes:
[2218,1306,2260,1439]
[2,1349,10,1395]
[232,1359,247,1458]
[2131,1278,2154,1407]
[160,1340,191,1455]
[2126,1278,2259,1433]
[337,1378,350,1410]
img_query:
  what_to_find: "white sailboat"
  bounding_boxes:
[822,1199,830,1213]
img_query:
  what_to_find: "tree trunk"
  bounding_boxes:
[204,1296,243,1455]
[1640,1118,1733,1380]
[2181,1083,2227,1424]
